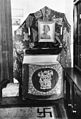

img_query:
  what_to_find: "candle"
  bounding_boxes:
[60,26,62,35]
[28,27,30,35]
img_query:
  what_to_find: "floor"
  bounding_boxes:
[0,97,68,119]
[0,82,74,119]
[0,106,55,119]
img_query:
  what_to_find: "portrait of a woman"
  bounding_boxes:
[40,25,51,39]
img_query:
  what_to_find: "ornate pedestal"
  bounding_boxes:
[22,55,63,100]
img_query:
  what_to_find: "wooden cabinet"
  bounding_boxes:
[64,68,81,118]
[74,0,81,71]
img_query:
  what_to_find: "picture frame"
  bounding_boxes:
[38,20,55,42]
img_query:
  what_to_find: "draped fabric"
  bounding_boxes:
[14,6,71,81]
[0,0,13,84]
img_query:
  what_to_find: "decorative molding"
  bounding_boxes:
[28,62,63,96]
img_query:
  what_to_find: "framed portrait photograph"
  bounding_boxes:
[38,20,55,42]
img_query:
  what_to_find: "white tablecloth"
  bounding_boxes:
[23,55,58,64]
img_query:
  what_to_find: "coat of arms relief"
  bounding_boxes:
[38,70,53,90]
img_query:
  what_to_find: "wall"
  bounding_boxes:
[11,0,66,24]
[65,0,73,67]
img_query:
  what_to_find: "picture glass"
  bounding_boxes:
[38,20,55,42]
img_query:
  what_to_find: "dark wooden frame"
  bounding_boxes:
[74,0,81,72]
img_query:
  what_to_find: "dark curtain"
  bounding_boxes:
[0,0,13,84]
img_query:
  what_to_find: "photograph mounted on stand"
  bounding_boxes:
[38,20,55,42]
